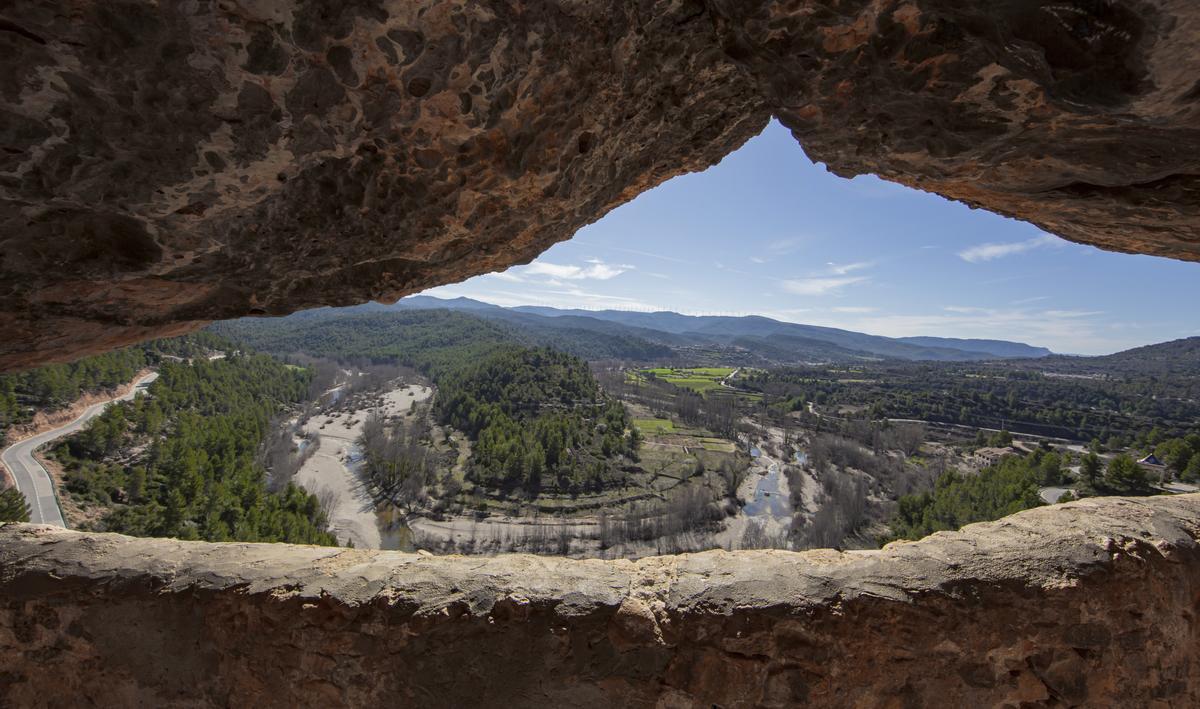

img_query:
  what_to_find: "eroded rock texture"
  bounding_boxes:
[2,495,1199,706]
[1,0,1198,369]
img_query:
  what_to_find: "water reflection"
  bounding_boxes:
[744,463,790,520]
[376,506,415,551]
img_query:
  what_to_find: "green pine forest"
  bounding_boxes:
[0,332,229,437]
[436,347,639,494]
[51,353,335,545]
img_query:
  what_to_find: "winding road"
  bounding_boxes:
[1,372,158,526]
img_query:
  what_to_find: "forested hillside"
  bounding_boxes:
[214,310,639,497]
[212,310,510,376]
[0,333,229,437]
[52,354,335,545]
[213,308,669,365]
[1032,337,1200,377]
[436,347,637,494]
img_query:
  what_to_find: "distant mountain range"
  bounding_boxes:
[370,296,1054,363]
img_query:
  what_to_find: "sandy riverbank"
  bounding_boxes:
[294,383,432,548]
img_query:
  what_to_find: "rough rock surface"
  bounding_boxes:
[2,494,1199,707]
[1,1,1199,369]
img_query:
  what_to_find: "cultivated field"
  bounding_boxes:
[635,366,735,394]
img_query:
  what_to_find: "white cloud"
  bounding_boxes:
[831,306,877,314]
[826,261,873,276]
[782,276,869,296]
[943,305,989,314]
[522,259,633,281]
[957,233,1063,263]
[601,245,694,265]
[749,256,766,264]
[542,286,648,307]
[781,261,875,297]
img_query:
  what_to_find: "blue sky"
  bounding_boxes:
[424,120,1199,355]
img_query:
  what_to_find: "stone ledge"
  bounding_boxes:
[2,494,1199,706]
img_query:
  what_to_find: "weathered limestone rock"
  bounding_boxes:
[712,0,1200,259]
[2,0,1198,369]
[2,494,1199,706]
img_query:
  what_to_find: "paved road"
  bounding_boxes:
[1039,486,1072,504]
[1,372,158,526]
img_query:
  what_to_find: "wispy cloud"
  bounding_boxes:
[782,276,869,296]
[600,245,694,265]
[714,260,755,277]
[958,233,1063,263]
[781,261,874,297]
[523,258,633,281]
[767,308,814,317]
[831,306,877,314]
[1011,295,1049,305]
[542,286,646,307]
[826,261,873,276]
[1044,309,1105,319]
[766,237,806,256]
[944,305,989,314]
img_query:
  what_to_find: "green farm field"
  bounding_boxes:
[637,366,735,394]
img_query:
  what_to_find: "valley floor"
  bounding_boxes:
[293,384,432,548]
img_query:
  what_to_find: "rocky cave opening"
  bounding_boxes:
[2,0,1199,706]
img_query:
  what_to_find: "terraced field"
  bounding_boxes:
[638,366,735,394]
[633,418,675,435]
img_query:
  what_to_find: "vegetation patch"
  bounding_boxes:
[638,366,734,395]
[700,438,736,452]
[634,418,675,435]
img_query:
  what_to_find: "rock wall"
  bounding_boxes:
[2,0,1199,369]
[2,494,1199,707]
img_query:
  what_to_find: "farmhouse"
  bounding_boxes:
[972,446,1019,468]
[1138,454,1168,477]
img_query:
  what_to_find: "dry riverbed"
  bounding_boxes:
[294,383,431,548]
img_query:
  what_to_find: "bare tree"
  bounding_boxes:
[316,484,342,517]
[358,411,435,510]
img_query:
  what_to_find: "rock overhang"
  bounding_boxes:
[1,0,1198,370]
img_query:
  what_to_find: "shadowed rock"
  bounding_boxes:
[1,0,1198,369]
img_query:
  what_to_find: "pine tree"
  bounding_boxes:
[1103,455,1152,495]
[0,488,30,523]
